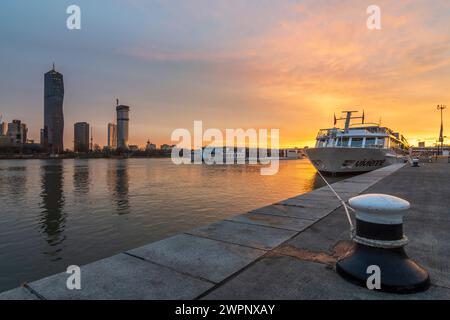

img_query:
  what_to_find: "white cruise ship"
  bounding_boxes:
[306,111,409,174]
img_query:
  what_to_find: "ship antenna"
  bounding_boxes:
[52,62,55,71]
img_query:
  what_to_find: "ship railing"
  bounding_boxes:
[319,143,386,149]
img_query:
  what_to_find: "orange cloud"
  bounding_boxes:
[119,0,450,148]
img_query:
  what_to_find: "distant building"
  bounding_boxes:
[116,103,130,151]
[44,64,65,154]
[7,120,27,144]
[418,142,425,148]
[128,145,139,152]
[412,145,450,156]
[40,128,48,148]
[0,122,6,136]
[146,140,156,151]
[74,122,90,152]
[7,121,20,144]
[0,135,9,146]
[161,144,171,151]
[21,123,28,143]
[107,123,117,150]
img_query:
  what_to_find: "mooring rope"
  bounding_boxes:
[315,169,355,230]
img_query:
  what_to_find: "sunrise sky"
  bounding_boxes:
[1,0,450,149]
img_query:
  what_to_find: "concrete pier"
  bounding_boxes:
[1,161,450,300]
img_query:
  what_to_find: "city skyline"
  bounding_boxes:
[1,0,450,148]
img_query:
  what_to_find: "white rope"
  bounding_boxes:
[406,155,414,165]
[351,228,409,248]
[316,169,354,229]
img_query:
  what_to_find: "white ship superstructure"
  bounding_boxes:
[306,111,409,174]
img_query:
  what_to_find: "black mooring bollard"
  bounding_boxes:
[336,194,430,294]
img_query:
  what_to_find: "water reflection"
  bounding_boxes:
[39,162,66,260]
[73,160,90,196]
[5,166,27,198]
[107,160,130,215]
[1,158,336,292]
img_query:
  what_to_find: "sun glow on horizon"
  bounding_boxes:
[1,0,449,150]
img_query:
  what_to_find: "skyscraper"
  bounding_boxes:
[7,120,27,144]
[44,64,64,153]
[21,123,28,143]
[40,128,48,147]
[116,103,130,151]
[74,122,90,152]
[107,123,117,150]
[0,122,6,136]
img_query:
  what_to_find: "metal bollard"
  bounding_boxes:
[336,194,430,293]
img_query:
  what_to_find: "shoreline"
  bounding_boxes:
[0,162,422,300]
[0,154,172,160]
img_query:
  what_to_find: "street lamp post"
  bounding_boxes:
[437,105,446,155]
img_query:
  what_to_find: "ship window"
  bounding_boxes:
[317,139,327,147]
[365,138,376,147]
[351,138,363,147]
[337,138,349,147]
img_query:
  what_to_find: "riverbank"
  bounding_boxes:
[0,154,171,160]
[3,160,447,299]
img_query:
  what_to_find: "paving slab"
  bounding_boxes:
[305,188,358,201]
[327,182,374,194]
[187,220,297,251]
[285,207,353,253]
[203,255,450,300]
[278,199,351,210]
[343,175,384,183]
[228,212,315,231]
[404,219,450,289]
[0,287,40,300]
[337,177,379,183]
[291,192,342,202]
[28,253,213,300]
[250,204,335,221]
[278,196,341,209]
[127,233,266,284]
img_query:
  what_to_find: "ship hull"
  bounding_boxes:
[305,147,405,174]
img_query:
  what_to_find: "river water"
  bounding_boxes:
[0,158,340,292]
